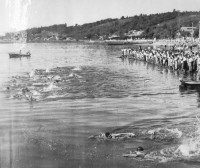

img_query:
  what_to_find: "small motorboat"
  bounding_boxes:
[9,52,31,58]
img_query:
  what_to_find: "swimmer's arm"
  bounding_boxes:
[112,133,135,137]
[88,133,106,139]
[122,153,137,158]
[123,152,146,158]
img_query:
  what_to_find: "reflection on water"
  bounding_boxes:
[0,43,200,167]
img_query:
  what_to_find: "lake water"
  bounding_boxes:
[0,42,200,168]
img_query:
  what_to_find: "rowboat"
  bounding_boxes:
[9,52,31,58]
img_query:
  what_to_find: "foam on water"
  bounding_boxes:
[175,117,200,158]
[144,117,200,162]
[4,66,133,102]
[43,82,58,92]
[72,66,81,71]
[147,127,182,140]
[68,73,82,79]
[45,68,50,73]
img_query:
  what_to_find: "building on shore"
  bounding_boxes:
[108,34,120,40]
[124,30,144,37]
[0,31,28,43]
[180,26,197,35]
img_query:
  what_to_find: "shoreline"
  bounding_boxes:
[1,39,199,49]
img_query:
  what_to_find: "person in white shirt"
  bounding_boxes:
[188,55,193,72]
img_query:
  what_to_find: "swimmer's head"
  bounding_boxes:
[137,146,144,152]
[105,132,112,138]
[22,87,29,94]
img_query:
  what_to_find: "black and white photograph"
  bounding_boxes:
[0,0,200,167]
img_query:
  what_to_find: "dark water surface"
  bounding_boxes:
[0,42,200,168]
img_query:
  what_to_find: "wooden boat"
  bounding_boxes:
[180,79,200,87]
[179,79,200,92]
[9,52,31,58]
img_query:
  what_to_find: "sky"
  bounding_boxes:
[0,0,200,35]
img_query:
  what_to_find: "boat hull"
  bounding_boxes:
[9,53,31,58]
[180,80,200,91]
[181,80,200,87]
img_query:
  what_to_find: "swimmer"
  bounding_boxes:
[72,66,81,71]
[14,75,20,79]
[123,146,145,158]
[55,67,63,72]
[22,87,36,101]
[43,82,58,92]
[179,77,183,82]
[68,73,75,77]
[69,73,82,79]
[22,87,30,94]
[108,132,135,139]
[144,79,150,86]
[89,132,135,140]
[45,68,50,73]
[31,90,41,96]
[13,93,23,99]
[29,69,35,78]
[6,87,10,91]
[47,75,54,80]
[144,79,150,83]
[2,86,11,92]
[52,75,62,82]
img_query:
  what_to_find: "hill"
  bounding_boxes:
[26,10,200,41]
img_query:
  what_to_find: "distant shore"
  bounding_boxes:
[1,39,200,48]
[0,40,105,44]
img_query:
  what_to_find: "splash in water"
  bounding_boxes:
[43,82,58,92]
[29,69,35,78]
[3,66,134,102]
[72,66,81,71]
[123,118,200,162]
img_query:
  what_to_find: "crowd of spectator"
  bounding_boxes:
[121,45,200,80]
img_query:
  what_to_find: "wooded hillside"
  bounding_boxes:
[26,10,200,40]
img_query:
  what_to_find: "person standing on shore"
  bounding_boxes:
[188,55,193,72]
[121,49,125,56]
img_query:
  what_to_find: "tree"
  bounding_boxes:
[86,33,92,39]
[180,31,191,37]
[162,24,168,29]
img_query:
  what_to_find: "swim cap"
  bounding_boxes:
[137,146,144,151]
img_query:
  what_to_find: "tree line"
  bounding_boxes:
[26,10,200,40]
